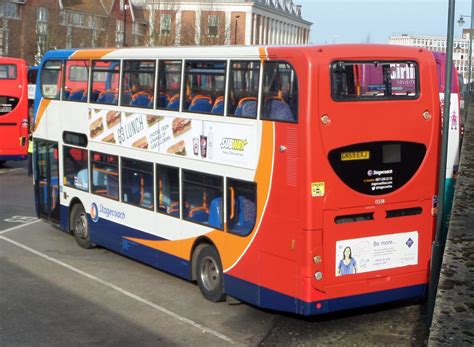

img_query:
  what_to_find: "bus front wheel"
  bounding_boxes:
[71,204,95,249]
[196,245,226,302]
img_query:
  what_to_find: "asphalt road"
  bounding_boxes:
[0,161,429,346]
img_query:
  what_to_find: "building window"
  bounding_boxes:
[0,2,20,19]
[37,7,48,23]
[160,13,171,35]
[132,22,144,36]
[208,14,219,37]
[91,16,105,31]
[116,20,124,47]
[59,11,67,26]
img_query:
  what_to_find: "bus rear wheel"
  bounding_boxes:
[71,204,95,249]
[196,245,226,302]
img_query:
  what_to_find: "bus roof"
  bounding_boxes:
[43,44,431,61]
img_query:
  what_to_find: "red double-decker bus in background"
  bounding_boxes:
[0,57,29,166]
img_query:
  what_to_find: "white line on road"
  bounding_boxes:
[0,234,235,345]
[0,168,22,175]
[0,219,40,234]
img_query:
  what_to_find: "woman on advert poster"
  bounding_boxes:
[338,246,357,276]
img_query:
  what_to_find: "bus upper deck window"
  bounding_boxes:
[184,61,227,115]
[228,61,260,119]
[63,60,89,102]
[261,62,298,122]
[331,61,419,101]
[157,60,182,111]
[40,60,63,100]
[0,64,17,79]
[91,60,120,105]
[122,60,156,109]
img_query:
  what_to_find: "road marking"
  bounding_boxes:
[0,235,235,345]
[4,215,38,224]
[0,168,22,175]
[0,219,40,234]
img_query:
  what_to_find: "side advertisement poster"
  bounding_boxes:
[88,108,255,168]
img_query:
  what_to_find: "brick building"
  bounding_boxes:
[0,0,147,65]
[142,0,312,46]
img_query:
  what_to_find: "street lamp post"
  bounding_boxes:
[458,12,474,94]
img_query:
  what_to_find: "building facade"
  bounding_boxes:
[0,0,147,65]
[143,0,312,46]
[389,30,473,83]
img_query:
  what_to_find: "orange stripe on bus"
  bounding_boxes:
[125,121,275,269]
[259,47,267,62]
[34,99,51,131]
[71,49,115,60]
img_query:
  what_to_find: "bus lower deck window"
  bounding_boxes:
[156,164,180,217]
[91,152,119,200]
[63,146,89,191]
[227,178,256,236]
[121,158,154,210]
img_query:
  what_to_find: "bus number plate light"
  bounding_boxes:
[341,150,370,161]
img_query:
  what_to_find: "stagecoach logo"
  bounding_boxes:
[90,203,99,223]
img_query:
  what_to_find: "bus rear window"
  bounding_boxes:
[331,61,418,101]
[0,64,17,79]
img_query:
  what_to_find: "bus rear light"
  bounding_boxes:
[314,272,323,280]
[423,110,431,120]
[313,255,321,264]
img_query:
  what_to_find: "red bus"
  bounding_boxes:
[0,57,29,165]
[33,45,440,315]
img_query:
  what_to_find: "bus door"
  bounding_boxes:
[34,140,60,223]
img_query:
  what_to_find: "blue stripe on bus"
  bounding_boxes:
[59,204,426,315]
[224,274,426,316]
[0,155,27,161]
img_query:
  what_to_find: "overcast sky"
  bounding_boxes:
[297,0,472,44]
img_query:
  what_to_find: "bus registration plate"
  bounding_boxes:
[341,150,370,161]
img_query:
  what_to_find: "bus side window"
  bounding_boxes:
[261,62,298,122]
[121,158,154,210]
[91,152,119,200]
[228,61,260,118]
[157,60,182,110]
[91,60,120,105]
[182,170,223,230]
[227,178,256,236]
[63,60,89,102]
[40,60,63,100]
[63,146,89,191]
[156,164,180,217]
[184,61,226,115]
[122,60,156,109]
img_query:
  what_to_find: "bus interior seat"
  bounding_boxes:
[121,90,132,105]
[235,97,257,117]
[63,89,71,100]
[188,207,209,223]
[208,197,223,229]
[159,93,170,108]
[231,196,256,235]
[211,96,224,114]
[189,95,213,113]
[68,89,85,101]
[130,91,152,107]
[75,169,89,190]
[263,96,294,121]
[97,90,117,104]
[87,89,101,102]
[167,94,181,110]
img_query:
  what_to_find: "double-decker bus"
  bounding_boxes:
[33,45,441,315]
[0,57,29,165]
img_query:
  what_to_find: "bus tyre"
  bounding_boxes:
[196,245,226,303]
[0,161,5,167]
[71,204,95,249]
